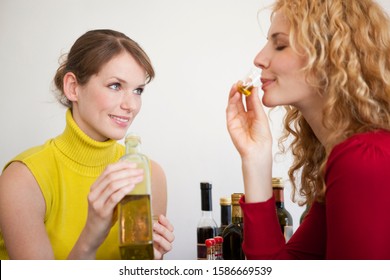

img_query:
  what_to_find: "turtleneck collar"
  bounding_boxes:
[54,109,120,171]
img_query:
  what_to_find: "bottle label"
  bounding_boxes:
[197,243,207,260]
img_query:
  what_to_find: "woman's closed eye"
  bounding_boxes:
[275,45,287,51]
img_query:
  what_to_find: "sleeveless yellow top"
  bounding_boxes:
[0,110,125,259]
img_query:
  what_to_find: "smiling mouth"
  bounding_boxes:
[261,78,275,89]
[109,114,130,123]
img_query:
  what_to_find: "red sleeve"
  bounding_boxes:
[240,130,390,260]
[240,196,326,259]
[240,196,285,259]
[324,130,390,259]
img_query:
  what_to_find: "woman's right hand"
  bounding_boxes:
[226,83,272,159]
[69,161,143,259]
[226,83,273,203]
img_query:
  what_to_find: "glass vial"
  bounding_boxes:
[218,196,232,236]
[214,236,224,260]
[222,193,245,260]
[118,133,154,260]
[197,182,217,260]
[272,177,293,242]
[205,238,216,260]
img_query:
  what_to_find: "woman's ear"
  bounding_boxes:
[63,72,79,102]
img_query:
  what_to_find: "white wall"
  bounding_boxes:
[1,0,389,260]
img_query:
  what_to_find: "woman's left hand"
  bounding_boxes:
[152,214,175,259]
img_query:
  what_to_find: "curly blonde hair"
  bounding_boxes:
[273,0,390,205]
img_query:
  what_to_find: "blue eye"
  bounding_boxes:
[109,83,121,91]
[133,88,144,95]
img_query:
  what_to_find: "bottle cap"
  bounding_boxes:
[214,236,223,244]
[231,193,244,205]
[200,182,213,211]
[205,238,216,247]
[125,133,141,146]
[200,182,212,190]
[272,177,284,188]
[220,197,231,206]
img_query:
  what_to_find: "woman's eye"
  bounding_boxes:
[275,45,287,51]
[109,83,121,91]
[132,88,144,95]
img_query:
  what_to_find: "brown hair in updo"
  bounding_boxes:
[53,29,155,108]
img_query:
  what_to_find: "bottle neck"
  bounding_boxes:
[220,204,231,226]
[201,189,213,211]
[201,210,214,217]
[125,144,141,155]
[273,187,285,208]
[231,204,243,223]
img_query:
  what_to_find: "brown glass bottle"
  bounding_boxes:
[272,177,293,242]
[222,193,245,260]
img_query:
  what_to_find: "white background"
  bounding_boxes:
[1,0,389,260]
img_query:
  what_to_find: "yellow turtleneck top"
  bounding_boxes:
[0,110,125,259]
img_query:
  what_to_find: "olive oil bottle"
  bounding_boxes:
[118,133,154,260]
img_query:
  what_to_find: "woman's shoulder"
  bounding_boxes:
[3,140,55,171]
[332,130,390,154]
[327,130,390,172]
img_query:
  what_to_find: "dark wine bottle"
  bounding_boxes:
[218,196,231,236]
[222,193,245,260]
[272,177,293,242]
[196,182,217,260]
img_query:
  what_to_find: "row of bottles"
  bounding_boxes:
[196,182,245,260]
[198,178,307,260]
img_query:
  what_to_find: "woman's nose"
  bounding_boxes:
[253,47,270,70]
[120,92,139,113]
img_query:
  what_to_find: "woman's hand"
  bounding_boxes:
[226,83,273,203]
[152,214,175,259]
[226,83,272,159]
[69,161,144,259]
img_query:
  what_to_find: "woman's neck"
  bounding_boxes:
[298,101,329,147]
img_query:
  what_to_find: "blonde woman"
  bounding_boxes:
[227,0,390,259]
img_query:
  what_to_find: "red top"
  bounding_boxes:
[240,130,390,259]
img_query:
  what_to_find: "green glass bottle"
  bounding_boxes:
[118,133,154,260]
[272,177,293,242]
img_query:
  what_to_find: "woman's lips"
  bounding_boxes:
[261,78,275,90]
[109,114,130,127]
